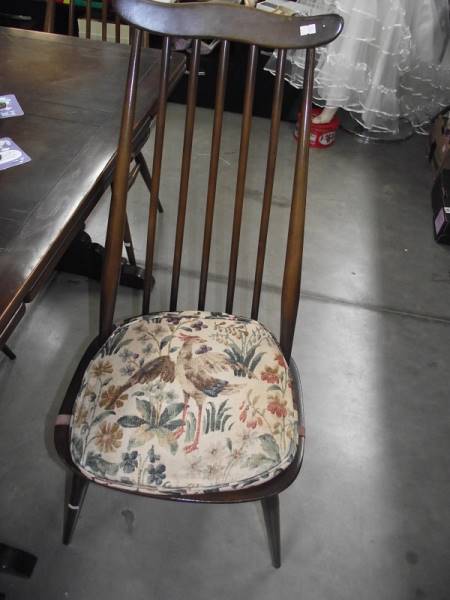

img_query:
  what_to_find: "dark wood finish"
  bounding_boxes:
[115,13,121,43]
[198,40,230,310]
[252,48,286,320]
[63,473,90,545]
[86,0,92,38]
[226,44,258,314]
[54,0,342,564]
[102,0,108,40]
[280,47,315,362]
[0,28,185,341]
[43,0,160,264]
[261,494,281,568]
[68,0,75,35]
[100,27,144,340]
[142,35,172,316]
[116,0,343,49]
[43,0,54,31]
[170,38,201,311]
[45,0,110,38]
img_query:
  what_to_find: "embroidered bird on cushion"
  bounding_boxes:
[175,334,238,453]
[102,355,175,409]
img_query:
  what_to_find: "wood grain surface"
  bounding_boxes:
[0,27,184,336]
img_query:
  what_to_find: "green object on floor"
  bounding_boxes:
[58,1,104,9]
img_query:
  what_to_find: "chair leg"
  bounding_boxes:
[134,151,164,213]
[123,213,137,266]
[63,472,89,545]
[261,494,281,568]
[2,345,16,360]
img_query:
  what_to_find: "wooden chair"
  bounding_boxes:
[44,0,162,268]
[54,0,342,567]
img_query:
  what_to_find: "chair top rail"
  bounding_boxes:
[114,0,343,49]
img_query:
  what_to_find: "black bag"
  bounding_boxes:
[429,107,450,244]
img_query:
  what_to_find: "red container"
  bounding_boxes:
[295,108,340,148]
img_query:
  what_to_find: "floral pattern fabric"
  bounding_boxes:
[70,311,298,495]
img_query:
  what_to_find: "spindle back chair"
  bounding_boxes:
[54,0,343,568]
[44,0,160,267]
[44,0,149,44]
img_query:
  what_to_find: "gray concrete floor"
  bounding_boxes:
[1,104,449,599]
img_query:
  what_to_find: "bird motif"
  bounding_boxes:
[101,355,175,409]
[99,333,238,454]
[174,333,239,453]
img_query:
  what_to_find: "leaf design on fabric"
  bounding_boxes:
[136,398,157,427]
[159,402,185,426]
[72,436,83,464]
[118,416,147,428]
[258,433,281,463]
[86,452,119,477]
[91,411,116,426]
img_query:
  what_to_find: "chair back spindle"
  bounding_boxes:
[102,0,108,40]
[170,38,201,311]
[225,44,258,315]
[85,0,92,38]
[44,0,132,44]
[198,40,230,311]
[100,28,143,340]
[280,47,315,360]
[68,1,75,35]
[251,48,286,321]
[105,0,343,360]
[142,35,171,315]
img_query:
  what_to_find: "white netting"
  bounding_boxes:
[265,0,450,133]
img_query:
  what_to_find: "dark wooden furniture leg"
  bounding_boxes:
[1,345,16,360]
[261,495,281,568]
[63,473,89,545]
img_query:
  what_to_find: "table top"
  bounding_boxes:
[0,27,184,335]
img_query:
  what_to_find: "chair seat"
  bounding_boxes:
[70,311,298,496]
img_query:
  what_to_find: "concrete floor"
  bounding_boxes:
[1,104,449,599]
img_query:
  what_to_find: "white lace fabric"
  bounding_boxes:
[265,0,450,133]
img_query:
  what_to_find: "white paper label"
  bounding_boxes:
[300,24,316,36]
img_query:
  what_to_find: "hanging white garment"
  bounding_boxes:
[265,0,450,133]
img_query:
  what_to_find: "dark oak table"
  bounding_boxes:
[0,25,184,581]
[0,26,184,346]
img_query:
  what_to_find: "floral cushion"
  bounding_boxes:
[70,311,298,495]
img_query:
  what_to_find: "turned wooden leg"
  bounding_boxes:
[63,473,89,545]
[135,151,164,213]
[2,345,16,360]
[261,494,281,568]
